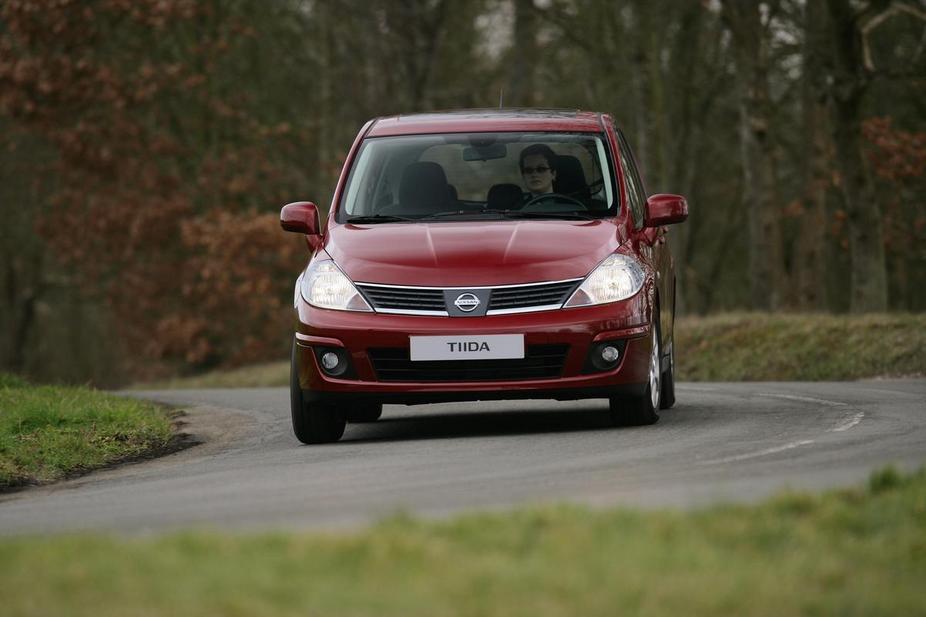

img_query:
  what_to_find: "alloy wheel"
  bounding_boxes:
[649,325,661,410]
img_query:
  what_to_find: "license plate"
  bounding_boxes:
[409,334,525,361]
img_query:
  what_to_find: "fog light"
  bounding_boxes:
[582,340,627,374]
[313,346,355,378]
[600,345,620,363]
[321,352,340,370]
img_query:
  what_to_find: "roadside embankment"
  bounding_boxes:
[0,373,175,490]
[676,312,926,381]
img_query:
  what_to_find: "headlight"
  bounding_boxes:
[299,259,373,312]
[564,254,645,307]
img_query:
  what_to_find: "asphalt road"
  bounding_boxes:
[1,381,924,535]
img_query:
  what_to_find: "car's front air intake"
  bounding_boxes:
[487,280,580,312]
[354,284,446,313]
[367,344,570,381]
[355,279,581,316]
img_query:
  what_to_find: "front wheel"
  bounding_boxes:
[609,318,661,426]
[290,341,346,444]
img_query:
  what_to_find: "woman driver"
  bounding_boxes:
[519,144,558,197]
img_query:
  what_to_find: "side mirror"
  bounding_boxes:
[644,194,688,227]
[280,201,320,235]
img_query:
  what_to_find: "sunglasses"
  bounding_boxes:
[521,166,552,174]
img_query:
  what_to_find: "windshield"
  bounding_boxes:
[337,132,616,223]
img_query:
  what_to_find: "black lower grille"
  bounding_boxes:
[368,344,569,382]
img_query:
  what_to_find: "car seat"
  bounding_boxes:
[486,183,524,210]
[553,155,591,202]
[399,162,452,214]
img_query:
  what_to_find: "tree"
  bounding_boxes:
[822,0,926,312]
[0,0,316,375]
[506,0,539,106]
[793,0,831,310]
[722,0,786,310]
[2,0,925,383]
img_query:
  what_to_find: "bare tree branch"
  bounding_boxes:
[860,0,926,71]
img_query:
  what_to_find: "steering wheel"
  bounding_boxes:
[522,193,588,212]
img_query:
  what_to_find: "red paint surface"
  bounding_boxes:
[280,201,320,235]
[644,194,689,227]
[282,109,687,402]
[325,219,622,287]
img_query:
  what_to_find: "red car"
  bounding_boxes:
[280,109,688,444]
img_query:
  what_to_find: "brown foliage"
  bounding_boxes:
[176,211,304,367]
[1,0,310,375]
[862,116,926,182]
[862,116,926,299]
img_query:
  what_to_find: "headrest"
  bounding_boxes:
[486,183,524,210]
[399,162,451,212]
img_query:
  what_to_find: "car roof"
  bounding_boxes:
[366,108,607,137]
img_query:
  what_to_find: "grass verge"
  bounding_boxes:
[136,312,926,388]
[676,312,926,381]
[0,374,174,489]
[0,466,924,616]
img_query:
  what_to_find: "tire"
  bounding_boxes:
[608,315,661,426]
[660,338,676,410]
[346,403,383,423]
[290,341,346,444]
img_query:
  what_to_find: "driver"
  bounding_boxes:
[519,144,558,197]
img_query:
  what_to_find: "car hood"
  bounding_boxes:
[324,219,624,287]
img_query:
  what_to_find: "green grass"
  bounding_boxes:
[1,467,924,616]
[676,312,926,381]
[136,313,926,388]
[0,374,173,488]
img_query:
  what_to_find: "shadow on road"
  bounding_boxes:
[341,406,646,444]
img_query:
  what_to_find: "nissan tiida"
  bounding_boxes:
[280,109,688,444]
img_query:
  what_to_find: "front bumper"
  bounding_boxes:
[294,292,653,405]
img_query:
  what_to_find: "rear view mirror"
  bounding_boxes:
[463,143,508,161]
[644,194,688,227]
[280,201,320,235]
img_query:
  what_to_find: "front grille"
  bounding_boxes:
[356,284,445,312]
[368,344,569,382]
[488,280,580,311]
[356,279,582,315]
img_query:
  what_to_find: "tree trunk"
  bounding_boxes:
[832,94,888,311]
[387,0,449,110]
[722,1,784,310]
[825,0,888,312]
[507,0,538,106]
[628,5,649,176]
[1,243,43,374]
[666,4,709,316]
[794,0,830,310]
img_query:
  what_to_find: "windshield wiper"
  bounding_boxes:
[345,214,416,224]
[348,210,598,223]
[417,209,506,220]
[500,210,597,221]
